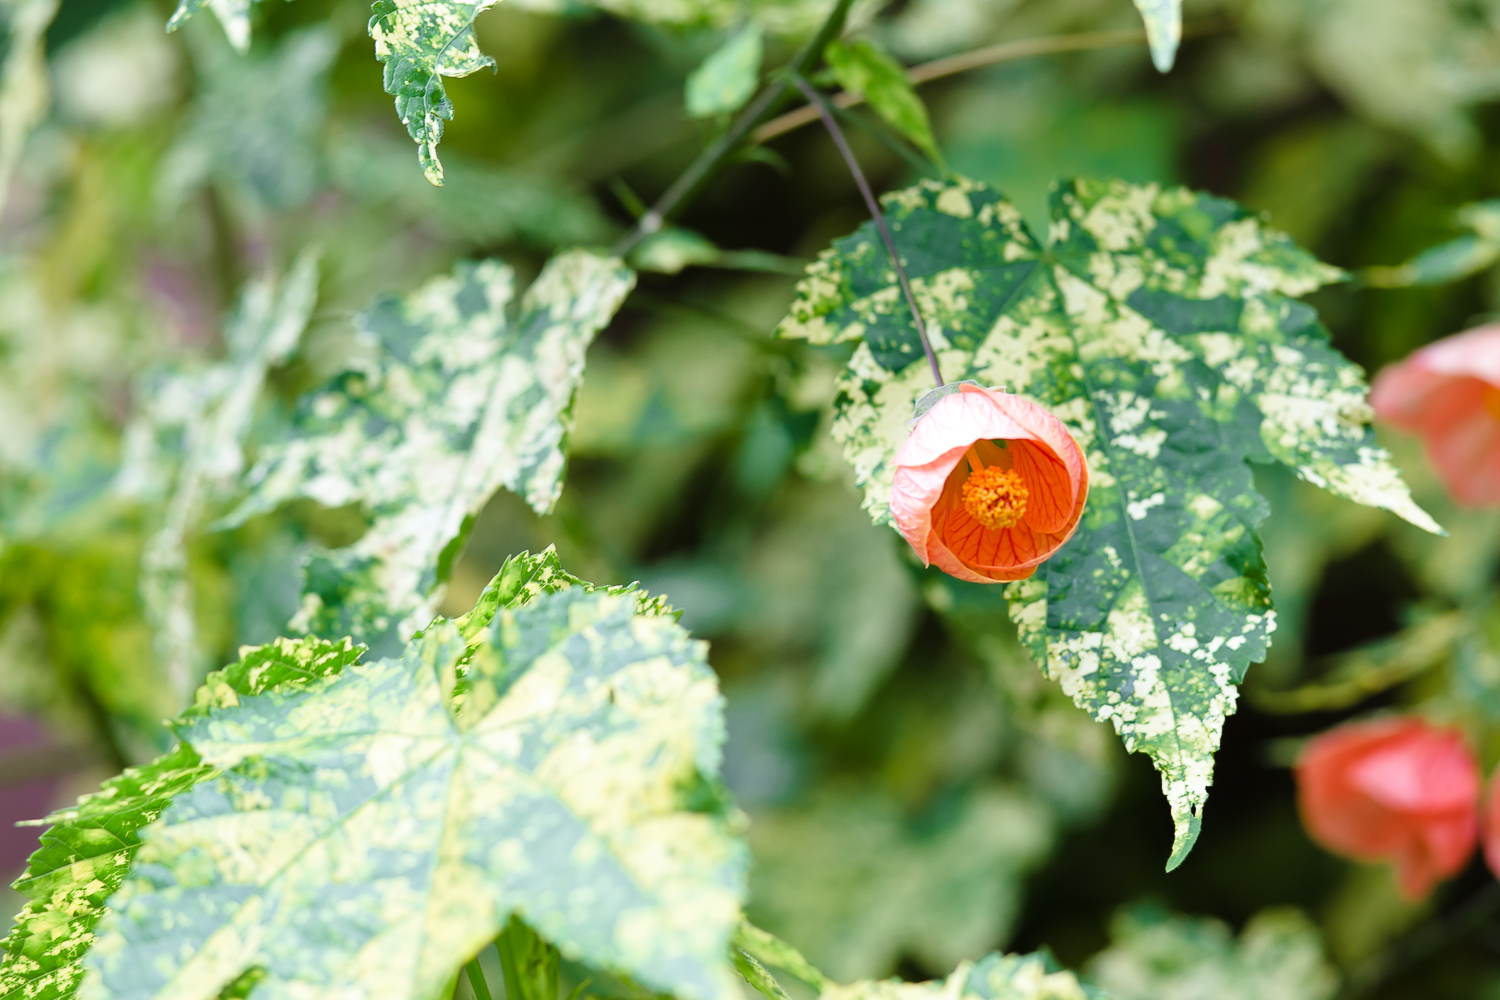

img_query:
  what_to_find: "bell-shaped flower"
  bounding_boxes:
[890,384,1088,583]
[1370,323,1500,506]
[1296,717,1480,901]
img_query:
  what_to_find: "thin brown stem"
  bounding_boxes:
[755,23,1225,144]
[791,73,942,386]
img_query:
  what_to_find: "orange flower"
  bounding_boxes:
[890,384,1088,583]
[1296,717,1480,901]
[1370,323,1500,506]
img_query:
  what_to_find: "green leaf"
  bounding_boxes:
[1131,0,1180,73]
[158,28,339,211]
[823,40,943,168]
[1086,906,1337,1000]
[223,250,636,653]
[686,26,763,118]
[82,582,745,1000]
[369,0,502,185]
[117,251,320,702]
[0,636,363,1000]
[0,0,60,223]
[747,787,1052,981]
[822,951,1100,1000]
[775,176,1440,867]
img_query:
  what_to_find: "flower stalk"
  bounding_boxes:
[789,73,944,387]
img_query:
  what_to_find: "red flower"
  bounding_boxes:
[1370,323,1500,506]
[890,384,1088,582]
[1296,717,1480,900]
[1482,770,1500,881]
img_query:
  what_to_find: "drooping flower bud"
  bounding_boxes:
[1296,717,1480,901]
[890,383,1088,583]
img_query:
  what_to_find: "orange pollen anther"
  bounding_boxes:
[960,465,1030,529]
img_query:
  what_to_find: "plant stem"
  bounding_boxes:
[754,22,1226,143]
[612,0,856,257]
[790,73,943,386]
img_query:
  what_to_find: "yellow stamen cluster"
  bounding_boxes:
[960,465,1029,529]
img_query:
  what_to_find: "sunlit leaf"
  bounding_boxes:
[776,176,1440,867]
[369,0,501,185]
[223,250,634,653]
[1086,906,1337,1000]
[116,251,320,702]
[83,574,744,1000]
[0,636,363,1000]
[823,39,942,167]
[686,25,763,118]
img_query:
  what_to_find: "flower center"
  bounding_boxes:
[961,464,1030,529]
[1485,385,1500,421]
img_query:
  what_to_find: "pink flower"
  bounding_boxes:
[890,384,1088,583]
[1370,323,1500,506]
[1481,770,1500,881]
[1296,717,1480,901]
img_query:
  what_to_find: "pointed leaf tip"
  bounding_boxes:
[1133,0,1182,72]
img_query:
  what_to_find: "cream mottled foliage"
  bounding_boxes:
[777,176,1438,867]
[822,950,1095,1000]
[224,250,635,654]
[77,552,743,1000]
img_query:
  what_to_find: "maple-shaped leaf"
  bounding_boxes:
[776,176,1440,867]
[369,0,500,184]
[80,576,743,1000]
[223,250,635,652]
[0,637,364,1000]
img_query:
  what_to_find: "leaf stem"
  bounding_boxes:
[466,960,495,1000]
[612,0,856,257]
[789,73,943,386]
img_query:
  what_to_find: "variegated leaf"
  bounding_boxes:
[0,636,363,1000]
[821,951,1100,1000]
[116,251,320,702]
[369,0,501,185]
[1131,0,1180,73]
[776,176,1440,867]
[223,250,636,653]
[81,579,744,1000]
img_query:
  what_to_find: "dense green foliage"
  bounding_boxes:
[3,0,1500,997]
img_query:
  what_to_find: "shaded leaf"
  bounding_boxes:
[1086,906,1337,1000]
[823,40,942,167]
[223,250,635,653]
[0,636,363,1000]
[686,25,763,118]
[83,577,744,1000]
[369,0,501,185]
[116,251,320,702]
[747,786,1051,980]
[776,176,1439,867]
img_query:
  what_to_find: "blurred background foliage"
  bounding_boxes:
[3,0,1500,996]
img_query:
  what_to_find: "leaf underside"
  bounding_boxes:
[223,250,636,653]
[81,550,743,1000]
[776,175,1439,867]
[0,637,364,1000]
